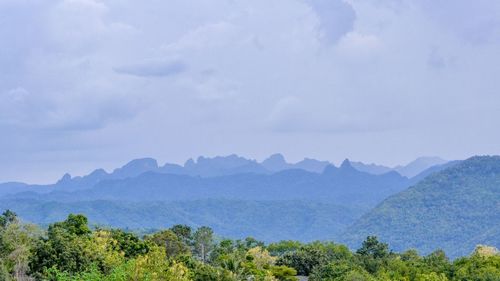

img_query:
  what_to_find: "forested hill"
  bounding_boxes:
[343,156,500,258]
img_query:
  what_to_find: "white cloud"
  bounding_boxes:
[335,32,382,57]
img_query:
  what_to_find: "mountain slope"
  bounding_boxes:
[343,156,500,258]
[0,199,363,242]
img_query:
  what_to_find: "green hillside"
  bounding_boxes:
[343,156,500,258]
[0,199,363,242]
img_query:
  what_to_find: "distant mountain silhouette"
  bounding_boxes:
[0,154,451,198]
[7,159,410,208]
[350,162,393,175]
[394,156,448,177]
[343,156,500,258]
[351,156,448,177]
[262,154,330,173]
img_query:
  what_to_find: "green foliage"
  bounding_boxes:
[193,226,214,263]
[452,253,500,281]
[49,214,91,236]
[356,236,391,274]
[268,241,302,256]
[0,212,497,281]
[0,210,17,228]
[276,244,328,276]
[275,241,353,276]
[344,156,500,258]
[309,260,374,281]
[0,210,39,281]
[145,229,190,258]
[108,228,149,258]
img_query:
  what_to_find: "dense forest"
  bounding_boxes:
[1,211,499,281]
[344,156,500,257]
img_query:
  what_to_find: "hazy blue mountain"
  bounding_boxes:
[350,162,393,175]
[180,155,269,177]
[111,158,159,179]
[409,160,461,184]
[261,154,330,173]
[261,154,293,172]
[9,159,411,208]
[394,156,447,178]
[0,182,53,197]
[2,155,448,197]
[351,156,449,177]
[293,158,331,173]
[0,199,363,242]
[343,156,500,258]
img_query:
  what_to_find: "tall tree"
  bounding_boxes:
[193,226,214,263]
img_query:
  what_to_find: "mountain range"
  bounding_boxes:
[343,156,500,257]
[0,154,447,196]
[7,153,497,258]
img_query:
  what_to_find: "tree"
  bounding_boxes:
[48,214,91,237]
[109,228,149,258]
[193,226,214,263]
[415,272,449,281]
[0,221,39,281]
[146,229,190,258]
[30,214,95,277]
[423,250,450,276]
[170,225,193,245]
[355,236,390,274]
[0,210,17,228]
[276,244,328,276]
[267,241,302,257]
[309,260,374,281]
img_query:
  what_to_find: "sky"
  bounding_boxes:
[1,0,500,183]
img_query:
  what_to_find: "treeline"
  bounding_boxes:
[0,211,499,281]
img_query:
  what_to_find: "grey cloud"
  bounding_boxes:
[305,0,356,43]
[114,59,186,77]
[427,47,451,70]
[419,0,500,44]
[1,0,500,183]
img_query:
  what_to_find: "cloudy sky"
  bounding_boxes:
[1,0,500,183]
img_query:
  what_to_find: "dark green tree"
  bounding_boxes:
[356,236,390,274]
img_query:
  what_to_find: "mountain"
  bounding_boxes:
[261,153,292,172]
[0,182,53,197]
[409,160,461,184]
[1,155,447,196]
[0,199,363,242]
[111,158,159,179]
[351,156,448,177]
[261,154,330,173]
[293,158,331,173]
[178,155,269,177]
[1,159,412,241]
[343,156,500,258]
[394,156,447,178]
[350,162,393,175]
[7,160,411,208]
